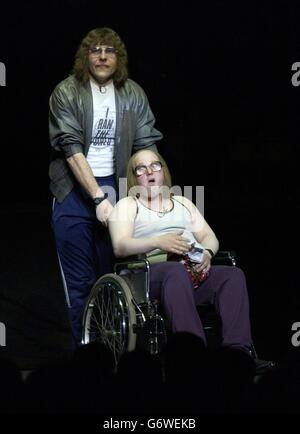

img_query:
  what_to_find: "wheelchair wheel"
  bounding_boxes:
[82,274,137,364]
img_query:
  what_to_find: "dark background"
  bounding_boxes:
[0,0,298,369]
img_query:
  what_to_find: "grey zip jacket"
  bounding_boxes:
[49,75,163,202]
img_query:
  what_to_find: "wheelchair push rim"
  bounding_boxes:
[82,273,137,364]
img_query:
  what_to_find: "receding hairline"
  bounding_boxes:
[132,149,159,165]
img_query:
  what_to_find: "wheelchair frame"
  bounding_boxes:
[82,251,239,365]
[82,255,166,365]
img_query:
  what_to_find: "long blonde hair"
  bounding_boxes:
[127,150,172,194]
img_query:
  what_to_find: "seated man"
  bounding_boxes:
[108,149,274,370]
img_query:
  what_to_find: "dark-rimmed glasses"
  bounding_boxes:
[134,161,163,177]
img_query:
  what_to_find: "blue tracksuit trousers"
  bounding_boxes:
[52,176,116,346]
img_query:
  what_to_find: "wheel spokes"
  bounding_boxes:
[86,281,129,363]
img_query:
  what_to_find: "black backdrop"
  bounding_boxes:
[0,0,298,369]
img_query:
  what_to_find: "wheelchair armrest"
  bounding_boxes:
[114,254,150,274]
[114,250,237,271]
[114,253,147,263]
[212,250,237,266]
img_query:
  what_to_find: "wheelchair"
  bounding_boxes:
[82,251,237,366]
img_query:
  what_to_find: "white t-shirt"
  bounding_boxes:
[86,79,116,176]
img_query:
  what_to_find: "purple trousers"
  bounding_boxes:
[149,262,253,352]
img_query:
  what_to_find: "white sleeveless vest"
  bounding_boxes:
[133,196,204,257]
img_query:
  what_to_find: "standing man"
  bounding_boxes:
[49,27,162,346]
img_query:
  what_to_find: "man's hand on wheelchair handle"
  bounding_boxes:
[96,199,114,227]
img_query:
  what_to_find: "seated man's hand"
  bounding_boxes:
[157,232,191,255]
[193,250,211,274]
